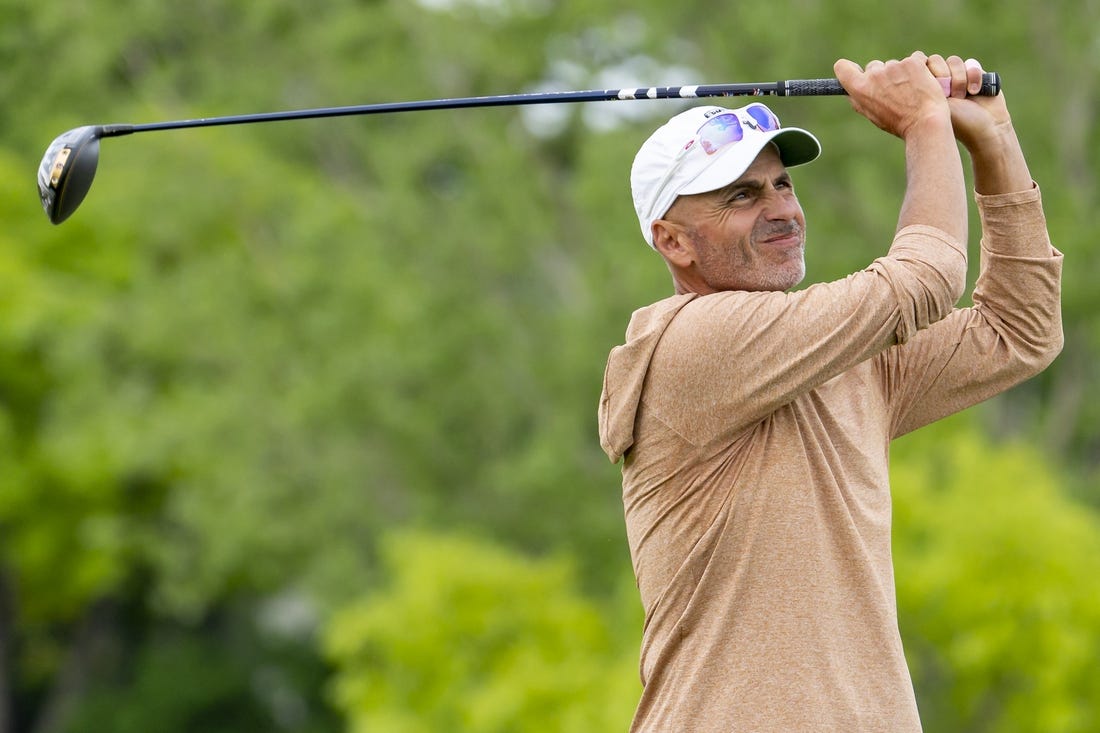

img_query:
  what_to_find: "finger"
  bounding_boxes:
[907,50,930,66]
[945,55,969,97]
[964,57,984,95]
[926,53,953,97]
[926,53,950,78]
[833,58,864,90]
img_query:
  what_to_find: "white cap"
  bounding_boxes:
[630,103,821,248]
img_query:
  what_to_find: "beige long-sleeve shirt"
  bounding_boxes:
[598,187,1062,732]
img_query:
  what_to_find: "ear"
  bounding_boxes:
[651,219,696,268]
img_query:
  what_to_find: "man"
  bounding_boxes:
[597,52,1063,732]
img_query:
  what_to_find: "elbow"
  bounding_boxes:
[948,267,968,307]
[1033,299,1065,373]
[1014,322,1064,378]
[1035,325,1064,372]
[979,286,1064,377]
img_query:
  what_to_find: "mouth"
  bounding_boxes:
[759,230,803,248]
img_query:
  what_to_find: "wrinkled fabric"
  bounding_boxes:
[599,187,1062,733]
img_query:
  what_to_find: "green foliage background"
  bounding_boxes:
[1,1,1097,731]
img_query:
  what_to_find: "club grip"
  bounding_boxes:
[784,78,849,96]
[977,71,1001,97]
[784,72,1000,97]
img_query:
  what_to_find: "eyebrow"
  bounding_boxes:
[721,171,793,195]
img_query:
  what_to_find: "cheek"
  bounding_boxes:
[792,198,806,227]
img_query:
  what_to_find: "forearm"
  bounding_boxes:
[972,188,1063,362]
[967,117,1034,195]
[897,115,968,243]
[975,185,1055,258]
[889,190,1063,438]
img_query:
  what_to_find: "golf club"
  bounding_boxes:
[38,73,1001,225]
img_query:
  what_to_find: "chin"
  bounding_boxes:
[774,261,806,291]
[787,265,807,290]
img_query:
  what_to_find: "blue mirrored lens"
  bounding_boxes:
[745,104,780,131]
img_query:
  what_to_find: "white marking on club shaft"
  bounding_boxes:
[680,85,699,98]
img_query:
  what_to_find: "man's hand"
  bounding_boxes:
[833,51,951,140]
[924,54,1013,153]
[925,54,1032,194]
[835,51,967,241]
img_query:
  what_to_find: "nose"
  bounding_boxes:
[762,186,802,221]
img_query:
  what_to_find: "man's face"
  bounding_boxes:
[659,145,807,294]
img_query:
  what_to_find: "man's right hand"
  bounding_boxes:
[833,51,952,140]
[835,51,967,242]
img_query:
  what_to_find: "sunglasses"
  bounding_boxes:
[692,104,782,155]
[643,103,785,227]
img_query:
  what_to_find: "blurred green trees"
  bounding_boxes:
[1,0,1097,731]
[893,417,1100,732]
[325,532,639,732]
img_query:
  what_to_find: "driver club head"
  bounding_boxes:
[38,125,102,225]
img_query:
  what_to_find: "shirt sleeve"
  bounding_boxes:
[642,224,968,448]
[881,185,1064,438]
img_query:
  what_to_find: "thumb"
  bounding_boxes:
[833,58,863,91]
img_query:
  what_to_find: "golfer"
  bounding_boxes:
[598,52,1062,732]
